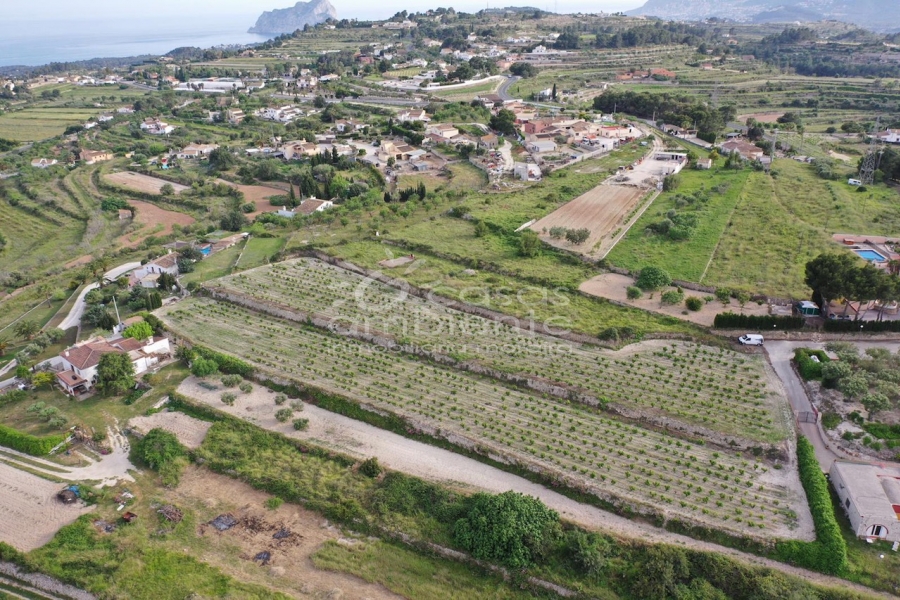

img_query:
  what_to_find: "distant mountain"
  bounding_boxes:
[627,0,900,33]
[248,0,337,35]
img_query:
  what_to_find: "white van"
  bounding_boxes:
[848,178,862,186]
[738,334,764,346]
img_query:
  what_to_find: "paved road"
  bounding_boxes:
[497,75,520,101]
[765,340,900,472]
[58,262,141,331]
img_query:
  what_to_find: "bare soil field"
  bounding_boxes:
[171,465,402,600]
[579,272,772,327]
[737,112,785,124]
[121,200,195,247]
[128,411,212,449]
[0,461,93,551]
[216,179,286,217]
[104,172,189,195]
[531,185,645,256]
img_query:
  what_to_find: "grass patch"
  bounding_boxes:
[236,236,285,270]
[606,167,750,284]
[312,539,551,600]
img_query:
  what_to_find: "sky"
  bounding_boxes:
[3,0,643,23]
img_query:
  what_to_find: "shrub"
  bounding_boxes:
[567,530,610,578]
[190,358,219,377]
[821,413,841,430]
[275,408,293,422]
[220,374,242,387]
[359,457,382,478]
[274,393,287,405]
[290,400,304,411]
[221,392,236,406]
[454,491,560,569]
[264,497,283,510]
[661,289,684,305]
[238,381,253,394]
[794,348,829,380]
[193,346,254,377]
[685,296,703,311]
[133,428,187,486]
[292,418,309,431]
[626,286,642,300]
[636,266,671,291]
[774,436,847,574]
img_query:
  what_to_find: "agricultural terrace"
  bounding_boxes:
[160,297,809,540]
[0,108,100,141]
[530,185,649,257]
[103,171,190,195]
[207,259,790,445]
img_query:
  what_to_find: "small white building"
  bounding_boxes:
[527,140,557,154]
[130,252,179,288]
[426,124,459,139]
[30,158,58,169]
[140,118,175,135]
[176,143,218,159]
[830,461,900,543]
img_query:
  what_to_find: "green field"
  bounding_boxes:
[0,108,99,141]
[607,160,900,296]
[180,242,245,286]
[236,236,285,270]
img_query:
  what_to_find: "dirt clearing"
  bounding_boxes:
[0,461,93,551]
[120,200,195,248]
[531,185,646,256]
[104,172,189,195]
[128,411,212,449]
[216,179,286,217]
[172,466,402,600]
[737,112,785,124]
[579,272,772,326]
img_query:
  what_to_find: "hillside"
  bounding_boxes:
[627,0,899,33]
[248,0,337,35]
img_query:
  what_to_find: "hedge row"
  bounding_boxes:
[0,424,66,456]
[774,436,848,575]
[193,346,255,378]
[714,312,804,330]
[823,319,900,333]
[793,348,829,380]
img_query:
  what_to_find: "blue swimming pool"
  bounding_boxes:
[855,249,887,262]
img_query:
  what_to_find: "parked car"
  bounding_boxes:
[738,334,764,346]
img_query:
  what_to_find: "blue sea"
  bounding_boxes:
[0,16,271,67]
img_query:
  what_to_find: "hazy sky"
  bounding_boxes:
[4,0,642,22]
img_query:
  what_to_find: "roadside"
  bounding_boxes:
[57,261,141,332]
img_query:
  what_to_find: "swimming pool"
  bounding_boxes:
[855,249,887,262]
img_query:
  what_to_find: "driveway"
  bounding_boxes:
[765,340,900,471]
[58,262,141,331]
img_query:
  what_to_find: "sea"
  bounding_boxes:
[0,15,271,68]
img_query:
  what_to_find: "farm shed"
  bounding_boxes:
[795,301,820,317]
[830,461,900,543]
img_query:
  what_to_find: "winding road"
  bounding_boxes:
[57,262,141,331]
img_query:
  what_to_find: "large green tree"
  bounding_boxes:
[96,352,135,395]
[453,491,559,569]
[804,253,858,313]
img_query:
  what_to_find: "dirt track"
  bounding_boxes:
[0,461,93,552]
[175,378,891,598]
[531,185,645,255]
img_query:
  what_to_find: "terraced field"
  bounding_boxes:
[160,296,809,540]
[0,108,99,141]
[206,258,790,445]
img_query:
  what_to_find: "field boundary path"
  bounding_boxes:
[177,378,895,599]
